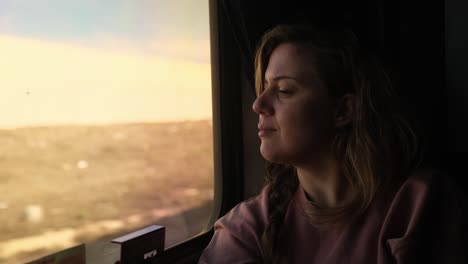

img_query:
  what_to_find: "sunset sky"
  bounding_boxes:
[0,0,211,128]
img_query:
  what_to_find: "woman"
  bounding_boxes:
[199,24,465,263]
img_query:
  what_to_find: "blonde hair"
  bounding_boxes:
[255,24,421,263]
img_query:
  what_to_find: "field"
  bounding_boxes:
[0,120,214,263]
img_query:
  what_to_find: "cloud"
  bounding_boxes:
[0,0,211,63]
[12,30,213,64]
[87,34,211,63]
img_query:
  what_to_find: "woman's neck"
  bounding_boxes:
[295,156,351,208]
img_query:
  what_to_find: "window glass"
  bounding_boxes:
[0,1,213,263]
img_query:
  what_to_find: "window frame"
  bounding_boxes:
[153,0,246,262]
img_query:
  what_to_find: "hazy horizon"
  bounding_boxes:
[0,0,212,129]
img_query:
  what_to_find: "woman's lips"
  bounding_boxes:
[258,128,276,137]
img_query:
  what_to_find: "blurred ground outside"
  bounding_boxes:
[0,120,214,263]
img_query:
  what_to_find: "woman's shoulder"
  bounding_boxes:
[381,167,466,263]
[386,167,462,222]
[395,167,462,203]
[216,184,271,233]
[198,185,272,263]
[401,167,443,185]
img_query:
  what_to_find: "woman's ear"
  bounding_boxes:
[334,94,355,127]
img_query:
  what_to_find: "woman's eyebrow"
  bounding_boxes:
[265,75,300,84]
[273,75,299,81]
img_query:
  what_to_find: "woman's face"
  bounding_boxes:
[252,43,337,166]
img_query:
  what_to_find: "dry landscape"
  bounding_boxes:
[0,120,214,263]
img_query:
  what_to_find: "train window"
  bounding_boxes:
[0,0,213,263]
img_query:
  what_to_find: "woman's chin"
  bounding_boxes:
[260,147,284,164]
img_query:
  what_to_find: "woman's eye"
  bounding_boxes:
[278,89,293,95]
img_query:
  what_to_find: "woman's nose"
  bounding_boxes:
[252,92,273,115]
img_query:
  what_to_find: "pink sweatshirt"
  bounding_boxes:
[199,169,465,263]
